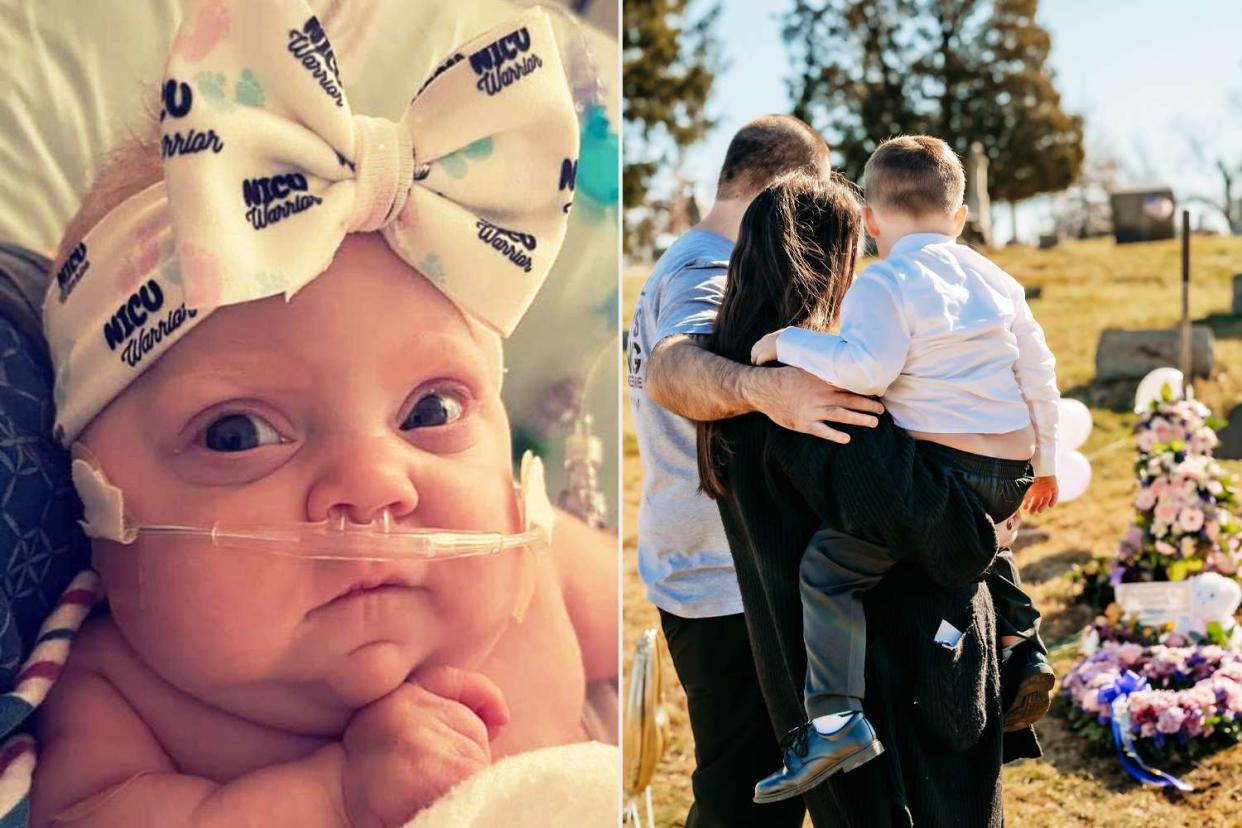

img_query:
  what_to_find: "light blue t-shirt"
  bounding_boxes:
[626,229,743,618]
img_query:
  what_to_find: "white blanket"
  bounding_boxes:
[404,741,618,828]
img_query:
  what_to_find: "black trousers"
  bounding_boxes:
[659,610,805,828]
[800,443,1048,719]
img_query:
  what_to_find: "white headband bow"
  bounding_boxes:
[44,0,580,445]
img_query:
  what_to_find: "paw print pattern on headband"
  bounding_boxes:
[171,0,231,63]
[437,137,495,180]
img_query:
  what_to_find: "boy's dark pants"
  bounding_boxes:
[801,443,1046,718]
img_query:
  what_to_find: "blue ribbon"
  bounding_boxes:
[1096,670,1194,792]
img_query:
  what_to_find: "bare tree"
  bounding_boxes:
[1183,133,1240,233]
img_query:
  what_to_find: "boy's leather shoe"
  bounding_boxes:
[753,713,884,804]
[1002,646,1056,732]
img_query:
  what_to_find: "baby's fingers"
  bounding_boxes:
[412,666,510,740]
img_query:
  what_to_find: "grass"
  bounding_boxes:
[622,235,1242,827]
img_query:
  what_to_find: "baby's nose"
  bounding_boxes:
[305,437,420,524]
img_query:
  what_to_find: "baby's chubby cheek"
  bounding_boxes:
[95,536,323,694]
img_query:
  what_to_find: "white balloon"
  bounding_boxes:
[1134,367,1184,413]
[1057,398,1093,451]
[1057,450,1092,503]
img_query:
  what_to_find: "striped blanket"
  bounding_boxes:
[0,571,99,827]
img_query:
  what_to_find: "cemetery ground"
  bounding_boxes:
[622,236,1242,827]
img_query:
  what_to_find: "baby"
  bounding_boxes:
[749,136,1060,801]
[30,4,615,827]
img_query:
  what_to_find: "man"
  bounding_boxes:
[627,115,884,827]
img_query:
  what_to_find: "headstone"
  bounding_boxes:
[1109,187,1175,244]
[1038,233,1061,250]
[1219,404,1242,460]
[962,142,993,249]
[1233,274,1242,315]
[1113,581,1193,628]
[1095,326,1215,380]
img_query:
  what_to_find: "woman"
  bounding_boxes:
[697,174,1040,827]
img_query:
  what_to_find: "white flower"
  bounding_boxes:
[1153,521,1170,538]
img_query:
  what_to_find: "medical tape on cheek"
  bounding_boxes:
[512,452,555,623]
[69,443,135,544]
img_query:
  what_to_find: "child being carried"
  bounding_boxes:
[749,135,1060,803]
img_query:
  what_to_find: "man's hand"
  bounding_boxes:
[341,667,509,828]
[994,512,1020,549]
[1023,475,1059,515]
[750,328,786,365]
[744,366,883,444]
[646,335,883,442]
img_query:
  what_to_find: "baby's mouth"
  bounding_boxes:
[314,572,425,613]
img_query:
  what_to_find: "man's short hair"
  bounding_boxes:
[715,115,831,201]
[863,135,965,217]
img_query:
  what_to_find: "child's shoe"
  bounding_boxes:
[753,712,884,804]
[1001,644,1056,731]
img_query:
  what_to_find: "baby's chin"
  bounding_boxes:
[321,639,420,709]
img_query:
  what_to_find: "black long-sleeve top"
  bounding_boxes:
[713,411,1041,827]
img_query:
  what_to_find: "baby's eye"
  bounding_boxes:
[201,413,283,452]
[400,389,465,430]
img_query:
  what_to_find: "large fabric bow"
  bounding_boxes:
[44,0,579,444]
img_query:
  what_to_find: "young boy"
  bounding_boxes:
[28,4,617,826]
[749,135,1059,802]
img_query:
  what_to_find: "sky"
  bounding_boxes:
[657,0,1242,243]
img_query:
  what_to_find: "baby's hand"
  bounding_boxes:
[1023,475,1059,515]
[340,667,509,828]
[751,329,787,365]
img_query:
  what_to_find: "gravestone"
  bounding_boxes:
[1095,326,1215,380]
[1109,187,1175,244]
[962,142,993,249]
[1219,405,1242,460]
[1233,274,1242,315]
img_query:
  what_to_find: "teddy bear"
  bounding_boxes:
[1182,571,1242,647]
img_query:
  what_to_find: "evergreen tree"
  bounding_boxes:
[783,0,1083,208]
[623,0,722,250]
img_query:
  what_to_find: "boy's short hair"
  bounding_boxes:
[863,135,965,217]
[715,115,831,201]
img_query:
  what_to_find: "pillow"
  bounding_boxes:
[0,244,91,685]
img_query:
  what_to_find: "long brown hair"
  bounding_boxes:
[697,173,862,499]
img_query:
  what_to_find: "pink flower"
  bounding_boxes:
[1155,503,1179,525]
[1157,705,1186,734]
[1155,540,1177,556]
[1137,431,1157,453]
[1118,643,1145,667]
[1179,508,1205,533]
[1136,489,1157,510]
[1208,551,1239,576]
[1206,521,1221,541]
[1127,526,1144,547]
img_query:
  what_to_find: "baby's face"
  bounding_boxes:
[82,234,525,734]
